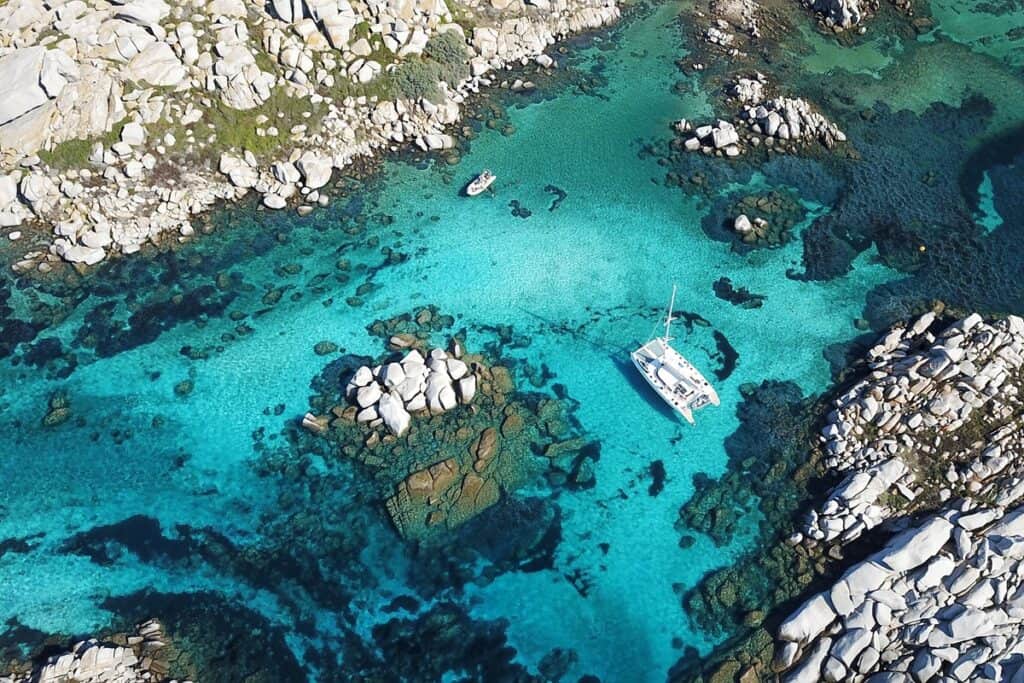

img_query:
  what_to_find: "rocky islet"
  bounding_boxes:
[301,307,597,543]
[1,620,179,683]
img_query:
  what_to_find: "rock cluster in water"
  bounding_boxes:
[342,342,477,436]
[305,311,594,543]
[0,0,619,271]
[1,620,179,683]
[713,276,765,309]
[696,0,760,52]
[804,0,869,30]
[727,190,803,250]
[676,75,845,158]
[759,313,1024,681]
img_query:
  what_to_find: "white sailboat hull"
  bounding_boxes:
[631,337,719,425]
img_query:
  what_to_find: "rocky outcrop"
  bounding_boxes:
[1,619,181,683]
[741,96,846,148]
[699,0,761,47]
[337,343,477,436]
[0,46,78,153]
[777,502,1024,682]
[1,0,620,271]
[675,75,846,158]
[765,314,1024,681]
[303,310,596,543]
[805,313,1024,547]
[806,0,865,29]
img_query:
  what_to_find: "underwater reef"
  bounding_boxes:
[303,306,598,542]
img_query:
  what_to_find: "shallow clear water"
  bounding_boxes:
[1,1,1020,680]
[929,0,1024,67]
[797,21,901,77]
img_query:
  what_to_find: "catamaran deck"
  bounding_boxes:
[632,337,719,424]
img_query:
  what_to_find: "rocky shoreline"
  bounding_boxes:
[674,74,846,160]
[774,313,1024,681]
[0,0,619,272]
[1,620,180,683]
[676,312,1024,682]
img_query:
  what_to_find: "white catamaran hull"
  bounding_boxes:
[631,337,720,425]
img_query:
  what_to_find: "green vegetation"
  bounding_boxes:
[352,21,372,41]
[388,60,444,101]
[253,49,278,75]
[447,5,478,32]
[38,125,122,170]
[201,87,316,160]
[380,31,471,103]
[423,29,471,84]
[38,138,95,169]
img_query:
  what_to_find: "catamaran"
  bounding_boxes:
[465,170,496,196]
[631,285,720,424]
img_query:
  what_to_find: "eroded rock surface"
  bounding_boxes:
[763,314,1024,681]
[1,0,620,270]
[1,620,180,683]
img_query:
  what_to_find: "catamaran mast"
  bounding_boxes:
[663,284,677,343]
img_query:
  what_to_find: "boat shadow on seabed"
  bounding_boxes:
[515,305,689,424]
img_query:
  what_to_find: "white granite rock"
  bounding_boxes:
[125,42,186,86]
[813,0,863,27]
[356,382,382,408]
[378,392,411,436]
[382,362,406,388]
[457,375,476,403]
[780,593,837,644]
[0,48,50,126]
[296,150,332,189]
[774,314,1024,682]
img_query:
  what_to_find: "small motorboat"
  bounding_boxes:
[465,170,496,196]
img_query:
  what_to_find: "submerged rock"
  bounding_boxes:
[306,317,594,544]
[314,340,338,355]
[42,391,71,426]
[713,277,765,308]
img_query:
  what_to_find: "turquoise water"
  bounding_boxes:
[1,1,1022,680]
[796,21,901,77]
[976,171,1003,233]
[929,0,1024,67]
